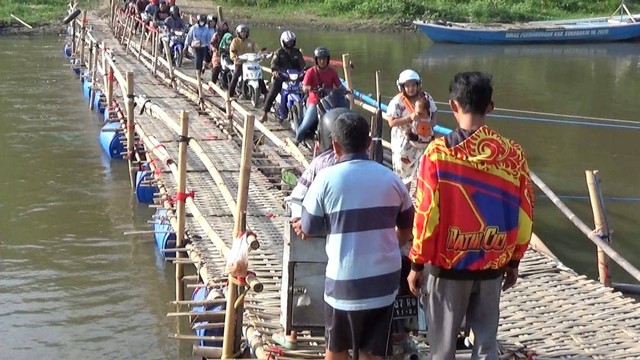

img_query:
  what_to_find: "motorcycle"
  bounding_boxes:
[168,30,186,68]
[295,87,349,151]
[273,69,305,129]
[234,51,271,108]
[218,50,234,90]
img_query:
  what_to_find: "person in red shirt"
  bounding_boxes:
[295,47,347,144]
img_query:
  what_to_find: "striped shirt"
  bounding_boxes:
[301,153,415,311]
[286,149,336,219]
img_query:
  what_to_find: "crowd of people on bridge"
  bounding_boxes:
[118,2,535,359]
[290,71,534,360]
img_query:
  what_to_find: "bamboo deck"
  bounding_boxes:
[66,6,640,359]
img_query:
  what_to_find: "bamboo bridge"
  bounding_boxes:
[61,1,640,359]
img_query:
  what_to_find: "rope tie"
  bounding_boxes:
[167,191,195,205]
[266,346,284,360]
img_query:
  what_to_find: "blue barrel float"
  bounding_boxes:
[63,42,72,58]
[92,89,106,114]
[82,76,92,100]
[153,208,176,259]
[191,286,225,347]
[135,162,158,204]
[72,58,81,76]
[99,122,125,159]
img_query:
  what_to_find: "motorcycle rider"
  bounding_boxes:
[185,14,214,74]
[163,5,186,31]
[259,30,306,123]
[227,24,267,99]
[153,0,170,25]
[142,0,158,24]
[210,21,230,84]
[295,46,348,144]
[206,14,218,32]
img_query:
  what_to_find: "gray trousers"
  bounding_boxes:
[426,274,502,360]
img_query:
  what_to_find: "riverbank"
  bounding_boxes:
[179,1,414,33]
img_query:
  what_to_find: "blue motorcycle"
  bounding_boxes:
[274,69,306,129]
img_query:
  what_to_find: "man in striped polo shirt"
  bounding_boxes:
[296,112,415,360]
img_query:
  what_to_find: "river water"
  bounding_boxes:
[1,28,639,358]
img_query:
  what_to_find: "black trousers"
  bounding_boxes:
[193,47,209,72]
[263,76,283,114]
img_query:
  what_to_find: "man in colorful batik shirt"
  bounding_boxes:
[407,72,534,360]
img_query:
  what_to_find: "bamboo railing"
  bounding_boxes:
[67,2,266,356]
[69,2,640,357]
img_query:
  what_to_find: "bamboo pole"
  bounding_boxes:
[196,71,204,110]
[10,14,33,29]
[152,32,159,75]
[126,71,136,188]
[175,110,190,303]
[89,43,100,111]
[138,22,146,60]
[71,15,77,55]
[222,114,256,358]
[530,171,640,282]
[126,16,135,53]
[342,53,354,109]
[585,170,612,286]
[106,66,114,118]
[217,6,224,23]
[162,39,176,88]
[79,10,87,65]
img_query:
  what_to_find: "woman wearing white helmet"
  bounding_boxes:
[227,24,267,99]
[385,69,438,190]
[260,30,306,122]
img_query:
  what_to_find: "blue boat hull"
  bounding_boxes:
[415,19,640,44]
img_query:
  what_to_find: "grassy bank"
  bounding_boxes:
[0,0,90,28]
[217,0,639,24]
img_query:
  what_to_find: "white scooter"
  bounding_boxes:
[236,51,271,108]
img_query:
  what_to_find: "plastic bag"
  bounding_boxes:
[226,232,249,277]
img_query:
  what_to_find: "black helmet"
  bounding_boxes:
[169,5,180,17]
[313,47,330,66]
[317,108,352,154]
[207,14,218,25]
[197,14,207,25]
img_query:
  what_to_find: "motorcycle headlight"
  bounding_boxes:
[289,74,299,81]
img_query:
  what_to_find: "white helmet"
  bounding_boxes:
[280,31,296,48]
[396,69,421,92]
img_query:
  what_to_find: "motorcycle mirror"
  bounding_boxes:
[260,47,267,52]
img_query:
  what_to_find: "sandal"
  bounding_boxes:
[271,332,297,350]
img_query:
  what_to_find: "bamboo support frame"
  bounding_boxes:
[162,39,175,87]
[125,71,135,188]
[79,10,87,65]
[78,11,640,356]
[222,113,256,358]
[342,53,354,109]
[138,23,146,60]
[175,111,190,302]
[585,170,612,286]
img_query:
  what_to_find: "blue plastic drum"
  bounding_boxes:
[98,122,125,159]
[153,208,176,259]
[135,163,158,204]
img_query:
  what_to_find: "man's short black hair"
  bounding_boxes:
[449,72,493,116]
[331,112,369,153]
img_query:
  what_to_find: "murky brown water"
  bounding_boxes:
[1,28,639,357]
